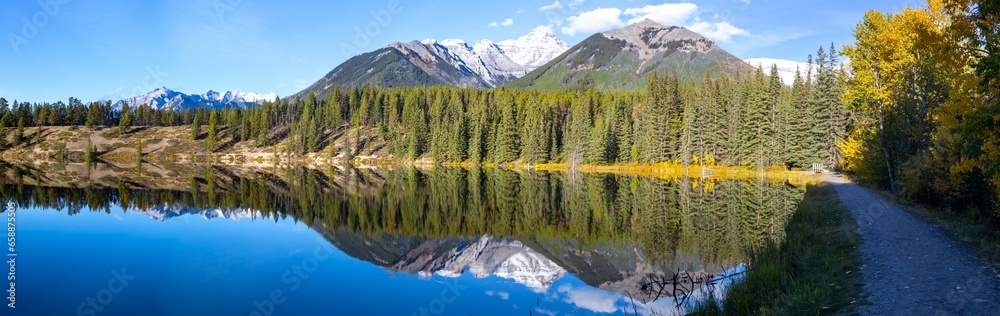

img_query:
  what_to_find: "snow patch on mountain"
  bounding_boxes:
[386,26,569,87]
[745,58,812,85]
[432,236,566,291]
[496,26,570,70]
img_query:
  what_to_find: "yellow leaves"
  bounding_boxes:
[837,129,868,173]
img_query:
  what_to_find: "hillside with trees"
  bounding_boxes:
[0,54,846,172]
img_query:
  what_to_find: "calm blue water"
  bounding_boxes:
[0,167,802,316]
[11,205,739,316]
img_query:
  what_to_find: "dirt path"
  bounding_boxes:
[825,173,1000,315]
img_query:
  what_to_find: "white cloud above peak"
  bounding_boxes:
[489,18,515,27]
[689,21,749,43]
[555,2,750,43]
[560,8,623,36]
[624,3,698,26]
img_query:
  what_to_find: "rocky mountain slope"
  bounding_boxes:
[295,27,569,97]
[507,19,753,91]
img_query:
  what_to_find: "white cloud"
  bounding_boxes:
[489,18,514,27]
[688,21,749,43]
[540,0,562,11]
[517,8,525,14]
[557,284,621,314]
[560,7,624,36]
[624,3,698,26]
[556,2,750,42]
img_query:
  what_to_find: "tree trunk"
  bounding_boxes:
[878,109,900,196]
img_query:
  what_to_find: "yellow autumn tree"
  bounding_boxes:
[845,0,1000,213]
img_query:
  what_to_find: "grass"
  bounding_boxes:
[854,180,1000,273]
[692,183,864,315]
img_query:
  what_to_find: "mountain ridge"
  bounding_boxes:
[294,27,569,98]
[506,19,753,90]
[108,87,277,111]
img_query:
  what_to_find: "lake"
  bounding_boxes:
[1,163,804,315]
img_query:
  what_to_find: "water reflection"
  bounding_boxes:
[0,162,804,315]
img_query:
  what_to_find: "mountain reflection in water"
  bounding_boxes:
[0,162,804,315]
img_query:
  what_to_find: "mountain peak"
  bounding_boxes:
[506,19,751,91]
[295,27,570,95]
[439,39,468,48]
[496,26,569,70]
[632,18,663,28]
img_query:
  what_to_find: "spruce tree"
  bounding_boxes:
[206,111,218,151]
[521,101,549,163]
[788,66,812,168]
[14,119,23,146]
[567,95,592,164]
[191,113,201,140]
[493,99,519,163]
[118,103,132,135]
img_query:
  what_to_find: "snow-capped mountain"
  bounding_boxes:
[296,27,569,96]
[110,87,277,111]
[132,204,260,222]
[431,236,565,290]
[745,58,813,85]
[496,26,570,70]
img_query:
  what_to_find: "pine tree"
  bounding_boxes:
[136,140,143,165]
[788,66,812,168]
[521,101,550,163]
[401,94,426,159]
[14,119,24,146]
[493,97,519,163]
[567,94,592,165]
[612,95,634,162]
[740,67,769,168]
[191,113,201,140]
[118,103,132,135]
[766,64,785,167]
[587,114,611,164]
[206,111,218,151]
[84,138,96,165]
[327,88,344,127]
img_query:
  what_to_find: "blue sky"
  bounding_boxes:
[1,0,920,103]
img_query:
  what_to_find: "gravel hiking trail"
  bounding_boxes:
[826,173,1000,315]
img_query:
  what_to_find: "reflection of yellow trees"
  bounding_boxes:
[0,166,804,269]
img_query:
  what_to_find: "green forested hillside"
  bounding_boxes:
[0,49,846,172]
